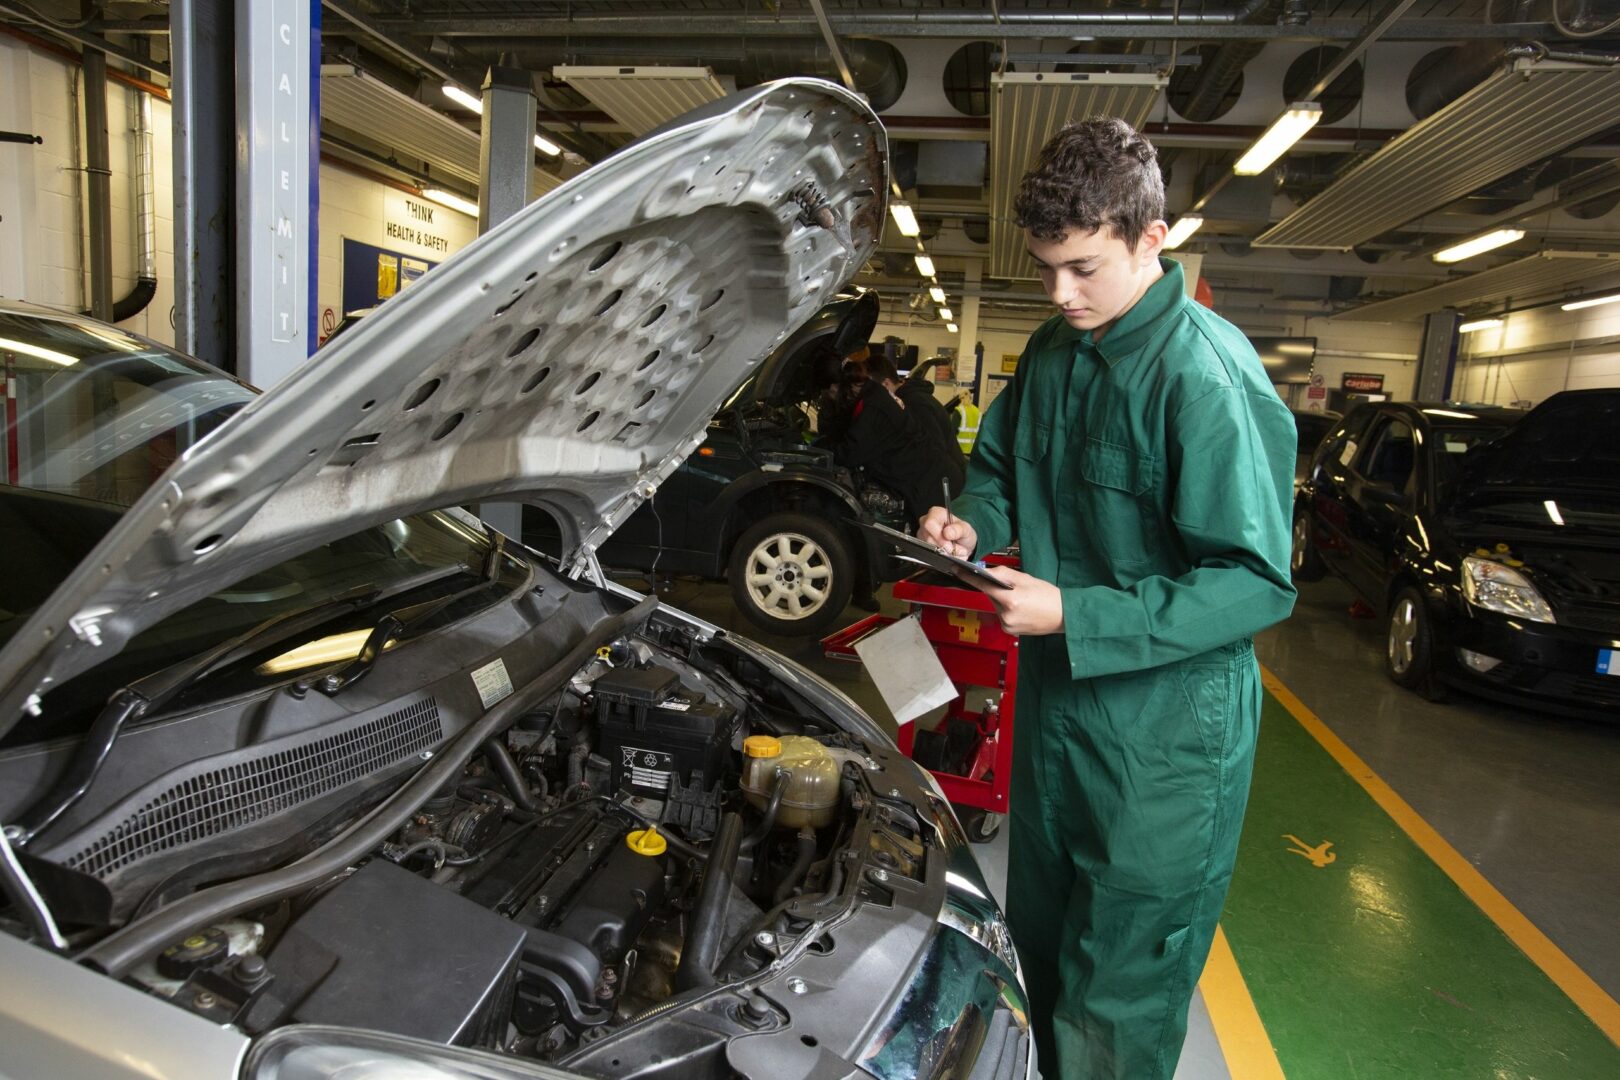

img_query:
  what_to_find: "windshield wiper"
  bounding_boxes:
[12,563,472,848]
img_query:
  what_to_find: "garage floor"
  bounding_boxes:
[626,571,1620,1078]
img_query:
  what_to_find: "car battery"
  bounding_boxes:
[593,665,737,797]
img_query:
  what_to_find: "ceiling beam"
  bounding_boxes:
[357,17,1558,42]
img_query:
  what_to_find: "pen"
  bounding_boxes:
[942,478,953,551]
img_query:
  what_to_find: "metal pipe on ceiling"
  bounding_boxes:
[0,0,169,76]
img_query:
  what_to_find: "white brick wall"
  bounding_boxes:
[2,41,476,353]
[314,162,479,340]
[1455,300,1620,407]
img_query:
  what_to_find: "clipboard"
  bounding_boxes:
[852,520,1011,590]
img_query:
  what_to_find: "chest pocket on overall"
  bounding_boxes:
[1078,436,1160,572]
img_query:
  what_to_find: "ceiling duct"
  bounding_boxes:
[1254,58,1620,250]
[1174,0,1285,121]
[320,64,560,195]
[1332,251,1620,322]
[988,72,1167,280]
[474,39,906,113]
[552,66,728,137]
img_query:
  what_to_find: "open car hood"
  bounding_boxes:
[1454,389,1620,500]
[0,78,885,731]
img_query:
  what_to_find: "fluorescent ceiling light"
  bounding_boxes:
[0,336,76,366]
[929,286,947,304]
[443,83,560,155]
[1433,228,1524,264]
[914,254,936,277]
[442,83,482,113]
[890,202,921,237]
[1164,215,1204,250]
[1561,291,1620,312]
[1233,102,1322,176]
[939,307,954,321]
[946,322,959,334]
[422,187,479,217]
[1457,317,1503,333]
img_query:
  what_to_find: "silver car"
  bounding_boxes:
[0,80,1027,1080]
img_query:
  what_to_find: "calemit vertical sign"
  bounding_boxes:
[237,0,313,388]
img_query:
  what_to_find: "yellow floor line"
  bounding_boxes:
[1261,664,1620,1047]
[1200,925,1286,1079]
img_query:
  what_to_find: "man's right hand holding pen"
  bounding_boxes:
[917,506,978,560]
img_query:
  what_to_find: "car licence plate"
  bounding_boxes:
[1600,649,1618,676]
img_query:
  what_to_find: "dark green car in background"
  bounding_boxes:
[528,290,913,637]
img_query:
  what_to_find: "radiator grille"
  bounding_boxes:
[64,698,442,880]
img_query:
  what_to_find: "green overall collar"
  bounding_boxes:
[1053,257,1187,367]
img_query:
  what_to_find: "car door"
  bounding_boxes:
[1308,406,1376,579]
[1344,415,1417,601]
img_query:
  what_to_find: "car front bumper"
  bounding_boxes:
[1443,606,1620,718]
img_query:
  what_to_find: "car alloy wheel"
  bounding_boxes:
[1291,512,1325,581]
[745,531,833,621]
[1387,594,1419,676]
[728,511,856,637]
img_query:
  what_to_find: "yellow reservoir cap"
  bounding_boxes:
[743,735,783,759]
[626,828,667,857]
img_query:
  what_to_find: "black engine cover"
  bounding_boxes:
[256,859,525,1045]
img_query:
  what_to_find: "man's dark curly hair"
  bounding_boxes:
[1014,118,1165,249]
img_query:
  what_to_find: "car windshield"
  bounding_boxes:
[1,310,496,744]
[1430,424,1509,484]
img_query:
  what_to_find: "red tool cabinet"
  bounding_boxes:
[821,557,1019,839]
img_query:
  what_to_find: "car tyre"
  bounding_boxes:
[728,511,855,637]
[959,807,1002,844]
[1385,586,1446,700]
[1291,511,1325,582]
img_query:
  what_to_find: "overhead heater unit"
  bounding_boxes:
[1333,252,1620,323]
[988,72,1166,280]
[320,64,561,196]
[1254,59,1620,250]
[553,66,729,137]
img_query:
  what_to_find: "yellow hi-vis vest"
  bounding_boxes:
[956,400,981,453]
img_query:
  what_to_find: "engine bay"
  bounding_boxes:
[112,623,931,1076]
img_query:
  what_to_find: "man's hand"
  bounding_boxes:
[917,506,977,559]
[981,566,1064,636]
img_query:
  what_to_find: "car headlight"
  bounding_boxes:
[1461,556,1556,624]
[248,1026,574,1080]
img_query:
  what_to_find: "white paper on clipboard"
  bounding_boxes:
[852,615,959,725]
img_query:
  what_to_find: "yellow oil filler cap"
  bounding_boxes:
[626,827,667,857]
[743,735,783,759]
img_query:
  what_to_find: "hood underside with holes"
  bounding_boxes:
[0,78,886,733]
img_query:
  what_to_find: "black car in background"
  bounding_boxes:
[528,291,915,638]
[1293,393,1620,718]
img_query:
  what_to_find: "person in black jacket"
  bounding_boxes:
[829,354,962,521]
[896,363,968,489]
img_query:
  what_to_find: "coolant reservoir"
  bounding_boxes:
[740,734,840,829]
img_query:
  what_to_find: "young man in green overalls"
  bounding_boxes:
[919,119,1297,1079]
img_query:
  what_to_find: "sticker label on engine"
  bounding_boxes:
[1599,649,1617,676]
[471,657,515,708]
[621,745,674,791]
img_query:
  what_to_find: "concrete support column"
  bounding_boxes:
[477,63,537,539]
[171,0,235,368]
[1415,309,1461,402]
[958,260,982,399]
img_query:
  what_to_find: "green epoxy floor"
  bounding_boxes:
[1220,693,1620,1079]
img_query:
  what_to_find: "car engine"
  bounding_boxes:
[114,628,922,1075]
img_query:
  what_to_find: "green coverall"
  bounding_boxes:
[952,259,1296,1079]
